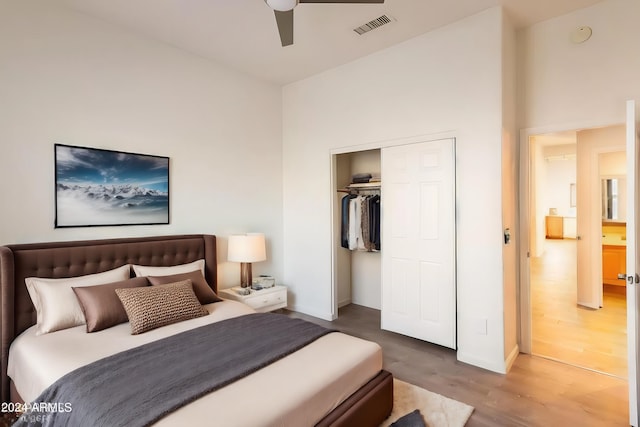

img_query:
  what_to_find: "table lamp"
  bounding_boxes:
[228,234,267,288]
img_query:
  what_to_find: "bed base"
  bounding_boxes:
[316,369,393,427]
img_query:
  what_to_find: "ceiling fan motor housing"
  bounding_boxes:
[265,0,298,12]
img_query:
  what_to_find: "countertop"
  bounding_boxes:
[602,234,626,246]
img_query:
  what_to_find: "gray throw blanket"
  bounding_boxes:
[16,313,334,427]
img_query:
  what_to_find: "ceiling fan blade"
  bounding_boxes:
[299,0,384,3]
[274,10,294,47]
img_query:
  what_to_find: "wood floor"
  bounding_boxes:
[531,239,627,379]
[287,304,628,427]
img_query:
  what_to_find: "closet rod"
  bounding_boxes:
[337,185,381,193]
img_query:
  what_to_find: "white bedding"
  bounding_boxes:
[8,300,383,426]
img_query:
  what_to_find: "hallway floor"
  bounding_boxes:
[531,238,627,378]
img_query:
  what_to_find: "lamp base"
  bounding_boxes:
[240,262,253,288]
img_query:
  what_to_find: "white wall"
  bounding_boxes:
[518,0,640,130]
[0,1,284,288]
[600,148,626,176]
[542,145,577,218]
[530,137,547,257]
[349,150,381,310]
[283,8,511,372]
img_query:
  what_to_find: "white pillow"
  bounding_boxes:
[132,259,205,277]
[25,264,131,336]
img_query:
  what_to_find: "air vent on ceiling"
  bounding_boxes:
[353,15,393,35]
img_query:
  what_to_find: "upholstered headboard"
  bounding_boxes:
[0,234,217,403]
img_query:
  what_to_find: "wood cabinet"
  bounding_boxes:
[545,216,564,239]
[602,245,626,286]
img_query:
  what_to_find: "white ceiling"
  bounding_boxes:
[54,0,603,86]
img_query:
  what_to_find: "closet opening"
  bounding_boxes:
[332,148,382,318]
[331,138,456,347]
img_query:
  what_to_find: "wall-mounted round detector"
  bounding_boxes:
[570,26,592,44]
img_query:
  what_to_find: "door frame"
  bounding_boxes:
[626,99,639,426]
[518,119,624,354]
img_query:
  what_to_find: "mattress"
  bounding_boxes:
[8,300,383,426]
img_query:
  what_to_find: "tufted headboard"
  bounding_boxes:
[0,234,217,403]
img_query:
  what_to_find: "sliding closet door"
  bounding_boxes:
[381,138,456,349]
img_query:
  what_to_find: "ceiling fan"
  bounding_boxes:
[264,0,385,47]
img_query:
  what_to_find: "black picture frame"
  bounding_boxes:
[54,144,170,228]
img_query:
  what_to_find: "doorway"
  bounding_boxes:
[527,125,627,378]
[332,148,382,316]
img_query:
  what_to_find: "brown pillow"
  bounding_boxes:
[73,277,150,333]
[147,270,221,305]
[115,280,209,335]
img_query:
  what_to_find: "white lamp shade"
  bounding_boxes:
[265,0,298,12]
[228,234,267,263]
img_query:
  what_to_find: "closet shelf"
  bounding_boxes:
[338,182,381,193]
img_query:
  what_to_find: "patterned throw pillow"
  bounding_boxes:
[115,280,208,335]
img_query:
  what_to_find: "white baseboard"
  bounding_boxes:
[457,351,508,374]
[505,344,520,373]
[338,298,352,308]
[457,345,520,374]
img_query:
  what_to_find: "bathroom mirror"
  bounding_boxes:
[602,176,627,221]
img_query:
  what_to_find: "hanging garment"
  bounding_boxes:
[361,196,371,251]
[341,194,357,249]
[348,196,361,250]
[343,193,381,251]
[356,196,367,251]
[369,195,381,251]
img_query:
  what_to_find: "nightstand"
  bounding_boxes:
[219,285,287,313]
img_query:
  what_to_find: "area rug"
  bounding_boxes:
[380,379,474,427]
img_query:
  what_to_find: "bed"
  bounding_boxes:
[0,234,393,426]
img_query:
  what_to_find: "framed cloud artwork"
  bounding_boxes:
[54,144,170,228]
